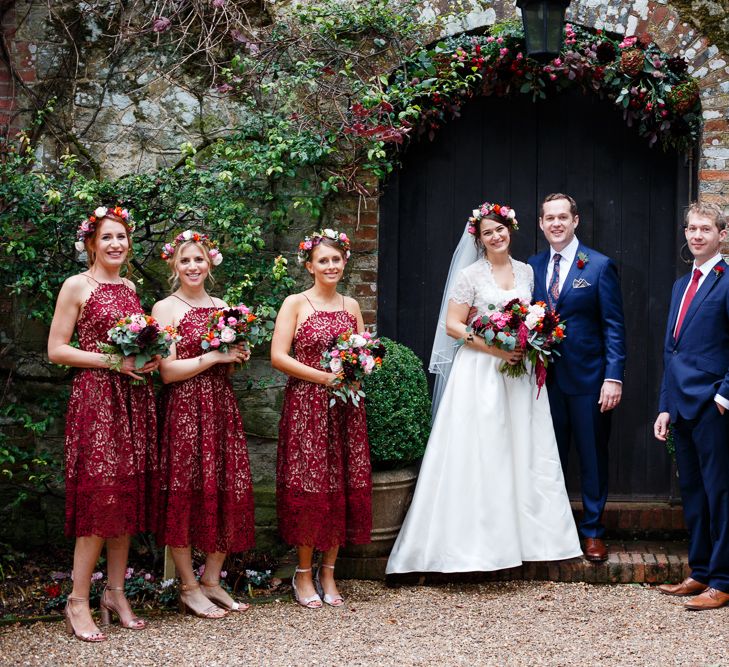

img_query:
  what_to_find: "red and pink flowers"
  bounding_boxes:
[470,299,566,392]
[320,330,386,406]
[471,298,529,377]
[201,304,261,353]
[522,301,567,395]
[100,314,179,369]
[467,202,518,235]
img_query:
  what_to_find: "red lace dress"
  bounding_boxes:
[64,283,158,538]
[277,309,372,550]
[157,307,255,553]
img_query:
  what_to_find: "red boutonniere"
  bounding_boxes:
[576,251,589,270]
[713,265,725,278]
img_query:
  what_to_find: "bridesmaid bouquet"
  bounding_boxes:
[100,314,180,370]
[523,301,566,395]
[470,298,529,378]
[321,330,387,407]
[200,304,261,354]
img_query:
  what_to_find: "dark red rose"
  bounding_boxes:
[577,259,585,269]
[595,41,617,64]
[136,325,159,348]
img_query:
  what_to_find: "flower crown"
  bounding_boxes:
[467,202,518,235]
[75,206,134,252]
[160,230,223,266]
[297,228,351,264]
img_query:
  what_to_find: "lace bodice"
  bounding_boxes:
[449,258,534,315]
[77,283,144,351]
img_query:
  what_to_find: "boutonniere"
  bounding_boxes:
[713,265,725,278]
[576,251,589,270]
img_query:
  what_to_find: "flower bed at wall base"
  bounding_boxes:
[368,21,701,152]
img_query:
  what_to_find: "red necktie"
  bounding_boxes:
[674,268,702,338]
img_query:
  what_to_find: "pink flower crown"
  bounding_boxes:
[75,206,134,252]
[160,230,223,266]
[297,228,351,264]
[467,202,518,235]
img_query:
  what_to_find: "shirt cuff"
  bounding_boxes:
[715,394,729,410]
[604,379,623,385]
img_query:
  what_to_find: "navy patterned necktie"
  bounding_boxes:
[547,253,562,310]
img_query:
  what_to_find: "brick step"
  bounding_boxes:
[573,501,686,536]
[381,541,690,586]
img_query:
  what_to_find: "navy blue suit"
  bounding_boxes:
[529,243,626,538]
[659,258,729,593]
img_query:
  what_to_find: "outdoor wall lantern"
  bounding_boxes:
[516,0,572,61]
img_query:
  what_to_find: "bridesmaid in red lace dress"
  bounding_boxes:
[47,207,159,642]
[153,231,255,619]
[271,229,372,609]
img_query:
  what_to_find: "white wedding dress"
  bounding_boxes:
[386,257,582,574]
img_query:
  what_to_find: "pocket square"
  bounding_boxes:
[572,278,591,289]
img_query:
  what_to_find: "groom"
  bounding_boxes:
[654,202,729,610]
[529,193,626,562]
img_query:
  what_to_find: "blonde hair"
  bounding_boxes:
[167,240,216,291]
[85,214,134,276]
[684,201,726,232]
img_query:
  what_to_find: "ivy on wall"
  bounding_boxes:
[0,0,706,514]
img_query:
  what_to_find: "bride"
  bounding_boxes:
[386,202,582,574]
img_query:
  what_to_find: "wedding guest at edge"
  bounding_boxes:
[271,229,372,608]
[153,231,255,618]
[529,194,626,562]
[386,203,581,575]
[47,206,158,641]
[655,202,729,611]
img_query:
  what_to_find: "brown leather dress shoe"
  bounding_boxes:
[657,577,708,597]
[583,538,608,562]
[684,587,729,610]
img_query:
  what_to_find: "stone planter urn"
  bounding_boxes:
[337,464,418,579]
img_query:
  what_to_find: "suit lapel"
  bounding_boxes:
[676,262,724,342]
[556,244,584,307]
[537,251,549,299]
[668,273,691,339]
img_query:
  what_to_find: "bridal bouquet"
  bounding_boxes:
[321,330,387,406]
[523,301,566,395]
[470,299,567,391]
[100,314,180,370]
[470,298,529,378]
[200,304,262,354]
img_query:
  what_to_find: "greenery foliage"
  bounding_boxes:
[363,337,431,470]
[0,0,703,519]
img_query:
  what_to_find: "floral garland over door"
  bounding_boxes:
[352,21,701,152]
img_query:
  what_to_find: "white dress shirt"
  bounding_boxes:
[673,253,729,409]
[546,235,580,293]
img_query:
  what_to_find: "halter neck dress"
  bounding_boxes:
[156,297,255,553]
[276,296,372,549]
[64,280,158,538]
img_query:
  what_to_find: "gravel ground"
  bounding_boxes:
[1,580,728,667]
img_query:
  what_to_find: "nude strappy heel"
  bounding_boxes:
[292,568,322,609]
[314,563,344,607]
[64,596,107,642]
[199,579,250,612]
[99,586,146,630]
[178,583,228,619]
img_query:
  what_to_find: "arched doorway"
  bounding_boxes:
[377,89,692,500]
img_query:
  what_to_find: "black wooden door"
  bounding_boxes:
[377,90,691,500]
